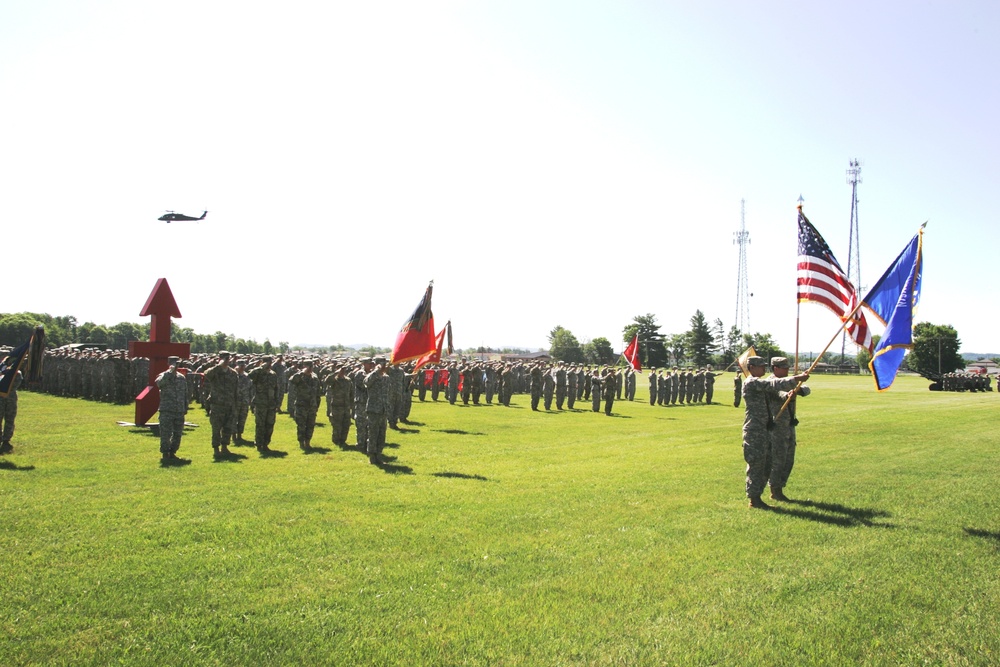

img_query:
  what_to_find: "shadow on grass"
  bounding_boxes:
[159,457,192,468]
[393,427,421,434]
[431,471,489,481]
[402,420,425,427]
[0,459,36,471]
[773,499,895,528]
[963,527,1000,545]
[213,451,248,464]
[260,449,288,458]
[432,429,486,436]
[375,459,414,475]
[303,446,332,455]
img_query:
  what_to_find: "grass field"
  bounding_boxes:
[1,374,999,665]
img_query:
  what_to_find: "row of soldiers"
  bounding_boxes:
[37,348,147,404]
[410,360,639,410]
[938,372,993,392]
[647,367,723,406]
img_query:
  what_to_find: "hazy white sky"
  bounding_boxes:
[2,1,997,353]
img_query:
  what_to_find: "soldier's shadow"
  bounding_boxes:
[303,446,332,455]
[963,527,1000,547]
[261,449,288,458]
[213,452,248,464]
[775,499,895,528]
[0,460,35,471]
[375,460,414,475]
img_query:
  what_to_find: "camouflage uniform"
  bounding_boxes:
[326,372,354,445]
[554,365,567,410]
[768,359,810,497]
[203,355,239,452]
[155,361,188,459]
[365,365,390,461]
[742,358,803,503]
[234,366,253,441]
[289,367,322,448]
[248,361,280,451]
[0,370,23,451]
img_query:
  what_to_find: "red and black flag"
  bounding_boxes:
[414,321,451,372]
[391,282,436,365]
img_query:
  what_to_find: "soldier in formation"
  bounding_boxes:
[155,355,189,463]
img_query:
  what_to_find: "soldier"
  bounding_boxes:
[288,360,322,451]
[234,359,253,444]
[602,368,617,416]
[542,365,555,411]
[248,356,280,453]
[590,369,603,412]
[447,362,460,404]
[271,355,287,413]
[203,351,239,458]
[658,369,670,406]
[0,366,23,455]
[365,357,391,464]
[155,356,189,463]
[529,363,544,411]
[705,365,721,404]
[554,363,568,410]
[625,367,636,401]
[741,356,809,509]
[566,364,577,409]
[324,364,353,446]
[351,358,376,452]
[387,363,405,429]
[768,357,811,501]
[670,367,680,405]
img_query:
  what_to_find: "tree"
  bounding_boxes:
[623,314,667,368]
[583,337,616,365]
[548,325,584,363]
[908,322,964,377]
[666,333,687,366]
[856,335,880,373]
[685,310,716,368]
[0,313,42,347]
[741,332,785,364]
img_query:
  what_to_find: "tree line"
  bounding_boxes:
[547,312,969,377]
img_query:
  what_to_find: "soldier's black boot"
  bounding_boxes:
[748,496,772,510]
[770,487,790,502]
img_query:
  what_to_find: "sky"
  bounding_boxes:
[2,1,997,355]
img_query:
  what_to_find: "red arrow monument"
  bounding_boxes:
[128,278,191,426]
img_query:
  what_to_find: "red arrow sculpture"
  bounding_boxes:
[128,278,191,426]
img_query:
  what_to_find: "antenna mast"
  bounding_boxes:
[734,198,751,334]
[841,159,862,363]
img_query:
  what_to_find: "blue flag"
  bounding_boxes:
[863,228,924,391]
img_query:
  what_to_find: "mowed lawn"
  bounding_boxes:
[1,374,998,665]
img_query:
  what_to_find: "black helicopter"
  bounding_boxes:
[159,210,207,223]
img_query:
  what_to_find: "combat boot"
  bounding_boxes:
[770,487,790,502]
[748,496,772,510]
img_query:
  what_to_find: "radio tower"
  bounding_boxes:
[734,198,751,334]
[841,159,863,362]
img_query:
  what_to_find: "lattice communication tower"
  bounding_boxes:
[841,159,863,362]
[734,198,751,334]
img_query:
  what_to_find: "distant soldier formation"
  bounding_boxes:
[937,372,993,392]
[647,366,723,406]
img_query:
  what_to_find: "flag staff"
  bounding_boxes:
[794,196,804,373]
[776,297,867,420]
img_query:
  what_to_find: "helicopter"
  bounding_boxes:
[159,210,207,223]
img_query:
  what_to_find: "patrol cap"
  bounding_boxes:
[167,355,181,365]
[374,356,387,363]
[261,355,273,363]
[746,356,766,367]
[218,350,231,359]
[770,357,790,369]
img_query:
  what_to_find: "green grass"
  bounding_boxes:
[2,375,999,665]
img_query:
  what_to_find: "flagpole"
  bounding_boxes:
[794,200,803,373]
[775,298,868,420]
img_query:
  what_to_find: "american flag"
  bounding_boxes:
[797,210,873,352]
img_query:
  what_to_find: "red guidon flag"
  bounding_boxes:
[391,282,436,365]
[622,334,641,371]
[414,321,450,372]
